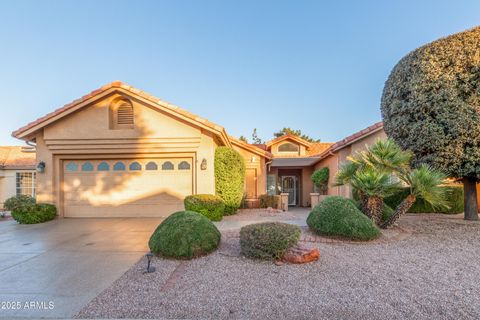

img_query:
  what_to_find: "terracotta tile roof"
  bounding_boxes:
[0,146,36,169]
[315,121,384,160]
[12,81,231,146]
[228,136,273,159]
[306,142,334,156]
[265,134,313,147]
[252,144,267,150]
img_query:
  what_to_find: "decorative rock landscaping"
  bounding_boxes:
[283,244,320,264]
[76,213,480,320]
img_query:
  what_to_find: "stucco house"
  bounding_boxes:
[0,146,36,208]
[11,81,386,218]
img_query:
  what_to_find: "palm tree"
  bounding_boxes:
[336,139,447,228]
[336,165,401,225]
[336,138,409,224]
[381,164,448,228]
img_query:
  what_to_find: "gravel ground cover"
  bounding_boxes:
[76,214,480,320]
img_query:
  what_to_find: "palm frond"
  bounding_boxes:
[361,138,412,173]
[349,166,402,198]
[334,161,360,186]
[408,164,449,209]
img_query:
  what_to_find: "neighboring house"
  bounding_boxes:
[0,146,36,208]
[12,81,385,218]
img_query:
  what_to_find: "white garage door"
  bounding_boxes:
[62,158,193,217]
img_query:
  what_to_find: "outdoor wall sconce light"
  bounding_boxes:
[201,158,207,170]
[145,252,155,273]
[36,161,46,173]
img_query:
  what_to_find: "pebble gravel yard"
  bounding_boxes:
[76,214,480,320]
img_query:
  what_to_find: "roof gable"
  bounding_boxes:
[265,134,312,148]
[12,81,231,147]
[229,136,272,159]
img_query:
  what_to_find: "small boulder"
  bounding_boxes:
[283,244,320,264]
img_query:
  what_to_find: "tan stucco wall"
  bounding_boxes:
[301,166,314,206]
[34,92,219,217]
[0,169,36,207]
[232,146,266,199]
[315,129,387,198]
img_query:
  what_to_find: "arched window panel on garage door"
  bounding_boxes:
[66,162,78,172]
[98,162,110,171]
[129,161,142,171]
[81,162,94,171]
[146,161,158,170]
[113,162,126,171]
[178,161,191,170]
[162,161,174,170]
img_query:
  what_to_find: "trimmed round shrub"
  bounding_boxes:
[240,222,301,260]
[214,147,246,215]
[4,195,36,211]
[184,194,225,221]
[307,196,380,241]
[148,211,221,259]
[11,203,57,224]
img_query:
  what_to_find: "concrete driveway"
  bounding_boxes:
[0,217,162,319]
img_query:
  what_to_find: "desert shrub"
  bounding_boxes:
[4,194,36,211]
[214,147,246,215]
[184,194,225,221]
[11,203,57,224]
[240,222,301,260]
[311,167,329,193]
[259,194,280,209]
[307,196,380,241]
[384,186,463,214]
[148,211,221,259]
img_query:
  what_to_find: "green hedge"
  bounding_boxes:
[240,222,301,260]
[11,203,57,224]
[384,186,463,214]
[307,196,380,241]
[311,167,329,193]
[184,194,225,221]
[214,147,246,215]
[148,211,221,259]
[259,194,280,209]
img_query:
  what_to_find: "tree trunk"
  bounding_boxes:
[358,191,371,218]
[367,196,384,227]
[463,177,479,221]
[381,194,416,229]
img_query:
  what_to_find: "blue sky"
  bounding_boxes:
[0,1,479,145]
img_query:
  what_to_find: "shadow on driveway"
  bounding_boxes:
[0,217,162,319]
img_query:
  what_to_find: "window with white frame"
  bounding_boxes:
[16,172,36,197]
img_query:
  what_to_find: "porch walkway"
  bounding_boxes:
[214,207,310,231]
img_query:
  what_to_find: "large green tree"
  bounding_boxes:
[381,26,480,220]
[273,127,319,143]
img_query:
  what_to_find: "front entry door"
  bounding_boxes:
[281,176,297,206]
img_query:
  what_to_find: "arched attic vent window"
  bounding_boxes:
[110,98,134,129]
[278,142,299,152]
